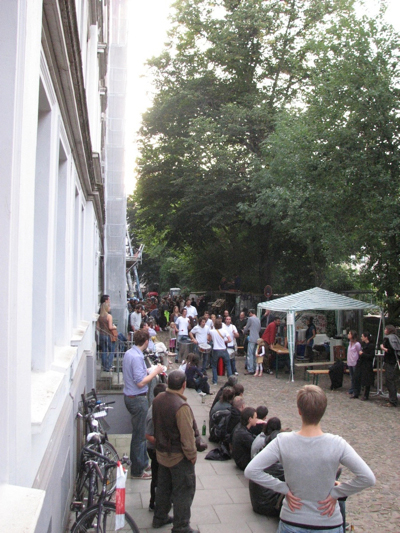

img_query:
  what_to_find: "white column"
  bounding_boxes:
[0,0,43,486]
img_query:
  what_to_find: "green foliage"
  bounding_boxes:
[246,11,400,313]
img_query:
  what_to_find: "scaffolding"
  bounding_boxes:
[126,233,144,299]
[104,0,128,334]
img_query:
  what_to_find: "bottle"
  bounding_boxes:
[202,420,206,436]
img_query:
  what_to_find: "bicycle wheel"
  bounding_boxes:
[71,502,139,532]
[100,441,119,496]
[75,440,119,510]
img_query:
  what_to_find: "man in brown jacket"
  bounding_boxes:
[152,370,199,533]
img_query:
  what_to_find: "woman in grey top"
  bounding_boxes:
[245,385,375,532]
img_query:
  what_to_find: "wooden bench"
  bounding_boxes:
[306,369,330,385]
[295,361,338,380]
[306,368,382,386]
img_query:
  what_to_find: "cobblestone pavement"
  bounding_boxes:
[197,353,400,533]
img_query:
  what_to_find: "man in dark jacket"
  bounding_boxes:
[231,407,257,470]
[152,370,199,533]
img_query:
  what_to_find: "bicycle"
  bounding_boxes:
[72,393,119,514]
[70,447,139,532]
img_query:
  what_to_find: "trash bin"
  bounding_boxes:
[178,338,195,362]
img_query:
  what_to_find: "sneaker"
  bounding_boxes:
[152,516,173,528]
[234,372,238,375]
[131,471,152,480]
[144,464,152,473]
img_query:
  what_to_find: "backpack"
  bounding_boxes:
[329,360,344,390]
[209,409,232,443]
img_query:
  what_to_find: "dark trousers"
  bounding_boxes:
[124,395,149,476]
[385,362,398,406]
[148,448,159,508]
[154,457,196,533]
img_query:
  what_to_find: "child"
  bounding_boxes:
[255,338,266,377]
[169,322,177,352]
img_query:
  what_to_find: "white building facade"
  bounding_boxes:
[0,0,127,530]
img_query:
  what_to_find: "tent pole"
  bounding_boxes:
[287,310,295,382]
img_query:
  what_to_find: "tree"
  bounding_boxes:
[134,0,357,291]
[246,11,400,313]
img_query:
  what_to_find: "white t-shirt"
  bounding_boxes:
[176,316,190,336]
[222,323,238,348]
[130,311,142,331]
[205,318,213,329]
[209,328,230,350]
[184,305,198,318]
[190,324,210,345]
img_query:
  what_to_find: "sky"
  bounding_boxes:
[124,0,400,195]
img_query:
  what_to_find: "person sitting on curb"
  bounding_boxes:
[231,407,257,470]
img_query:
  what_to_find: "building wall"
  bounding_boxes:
[0,1,123,531]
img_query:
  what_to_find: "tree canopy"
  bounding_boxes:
[130,0,400,316]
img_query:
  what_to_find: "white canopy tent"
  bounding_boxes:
[257,287,379,382]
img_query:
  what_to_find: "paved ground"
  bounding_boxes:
[110,348,400,533]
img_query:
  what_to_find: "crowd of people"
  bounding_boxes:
[96,293,398,533]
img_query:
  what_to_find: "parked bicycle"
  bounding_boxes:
[71,391,119,515]
[70,447,139,532]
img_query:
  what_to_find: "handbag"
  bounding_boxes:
[110,327,118,343]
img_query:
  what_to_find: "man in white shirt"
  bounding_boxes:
[184,298,198,319]
[189,316,210,372]
[203,311,213,329]
[223,315,239,375]
[130,305,143,333]
[208,319,232,385]
[175,308,190,339]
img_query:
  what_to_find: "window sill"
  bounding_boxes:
[0,484,45,531]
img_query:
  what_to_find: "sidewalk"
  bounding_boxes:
[109,387,278,533]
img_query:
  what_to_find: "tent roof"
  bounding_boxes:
[257,287,374,312]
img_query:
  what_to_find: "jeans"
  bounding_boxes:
[201,350,210,373]
[124,394,149,476]
[277,522,343,533]
[247,342,257,373]
[99,333,115,371]
[385,362,398,406]
[211,349,232,384]
[348,365,356,393]
[154,458,196,533]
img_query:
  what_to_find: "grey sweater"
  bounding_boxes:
[245,431,375,528]
[243,315,261,343]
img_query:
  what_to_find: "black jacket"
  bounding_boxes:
[231,425,255,471]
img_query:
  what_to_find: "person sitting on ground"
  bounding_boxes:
[145,382,168,511]
[226,396,246,445]
[231,407,257,471]
[233,383,244,398]
[211,376,238,409]
[185,353,211,395]
[210,386,235,417]
[248,420,285,518]
[245,385,375,532]
[251,417,282,458]
[251,405,269,436]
